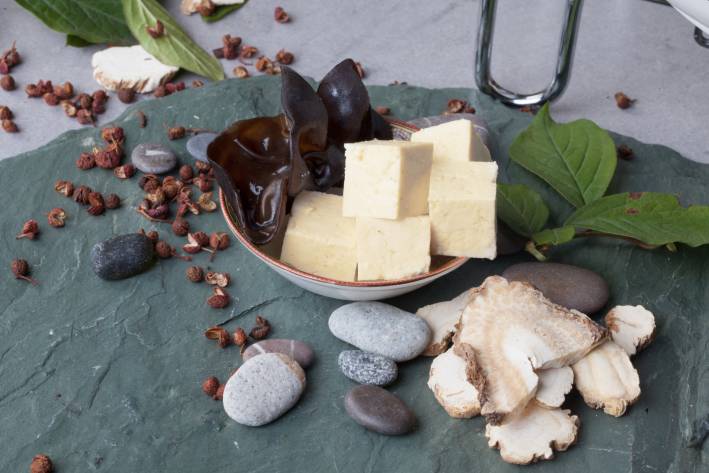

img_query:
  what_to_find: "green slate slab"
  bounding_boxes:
[0,77,706,472]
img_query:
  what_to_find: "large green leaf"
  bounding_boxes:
[15,0,133,44]
[496,183,549,237]
[122,0,225,81]
[564,192,709,247]
[202,1,249,23]
[509,103,617,208]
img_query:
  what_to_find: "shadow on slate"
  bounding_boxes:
[0,76,706,473]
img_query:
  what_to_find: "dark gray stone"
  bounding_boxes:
[502,262,610,314]
[344,385,416,435]
[186,132,218,162]
[338,350,397,386]
[223,353,305,427]
[131,143,177,174]
[329,302,431,362]
[242,339,315,369]
[90,233,155,280]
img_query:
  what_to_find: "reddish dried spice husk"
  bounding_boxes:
[202,376,220,397]
[274,6,290,23]
[47,208,67,227]
[16,219,39,240]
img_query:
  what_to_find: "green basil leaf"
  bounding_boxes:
[16,0,133,44]
[497,183,549,237]
[509,103,617,208]
[202,1,248,23]
[66,34,92,47]
[565,192,709,247]
[122,0,225,81]
[532,225,576,246]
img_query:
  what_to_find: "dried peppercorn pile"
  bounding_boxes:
[0,77,707,473]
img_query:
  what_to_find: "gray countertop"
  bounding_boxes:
[0,0,707,163]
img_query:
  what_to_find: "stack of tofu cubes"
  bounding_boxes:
[280,119,497,282]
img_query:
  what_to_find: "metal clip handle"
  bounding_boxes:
[475,0,584,107]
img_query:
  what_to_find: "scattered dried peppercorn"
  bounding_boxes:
[2,119,18,133]
[94,146,122,169]
[73,185,92,205]
[233,66,249,78]
[192,231,210,247]
[204,326,231,347]
[375,106,390,115]
[233,327,247,347]
[617,144,635,161]
[274,6,290,23]
[155,240,173,259]
[197,192,217,212]
[249,315,271,340]
[183,234,203,254]
[207,287,230,308]
[0,105,12,120]
[54,180,74,197]
[241,45,258,58]
[76,152,95,170]
[186,265,204,282]
[76,109,94,125]
[275,49,294,65]
[194,174,213,192]
[192,79,205,88]
[0,75,15,91]
[117,88,136,104]
[29,453,53,473]
[198,0,216,16]
[105,193,121,209]
[43,93,59,106]
[114,163,135,179]
[54,82,74,100]
[11,258,37,285]
[167,126,186,140]
[146,19,165,39]
[255,56,272,73]
[213,384,225,400]
[146,230,159,242]
[47,208,67,228]
[16,219,39,240]
[614,92,635,110]
[210,232,230,251]
[178,164,194,181]
[172,217,190,236]
[205,271,230,287]
[87,192,105,216]
[202,376,220,398]
[61,100,77,117]
[445,98,475,114]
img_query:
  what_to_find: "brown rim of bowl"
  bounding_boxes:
[218,117,469,287]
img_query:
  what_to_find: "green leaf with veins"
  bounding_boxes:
[16,0,133,44]
[532,226,576,246]
[202,1,249,23]
[509,103,617,208]
[564,192,709,247]
[497,183,549,237]
[122,0,225,81]
[66,34,92,47]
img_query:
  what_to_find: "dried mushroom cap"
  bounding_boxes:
[416,290,470,356]
[572,340,641,417]
[535,367,574,409]
[604,305,656,356]
[486,403,579,465]
[427,347,480,418]
[453,276,607,424]
[91,45,178,93]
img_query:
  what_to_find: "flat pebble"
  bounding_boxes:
[242,339,315,369]
[91,233,155,280]
[344,385,416,435]
[186,132,217,162]
[222,353,305,427]
[338,350,397,386]
[329,302,431,362]
[502,262,609,314]
[131,143,177,174]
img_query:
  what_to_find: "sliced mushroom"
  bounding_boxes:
[604,305,656,356]
[91,46,179,93]
[416,290,470,356]
[572,340,641,417]
[535,367,574,409]
[427,348,480,418]
[454,276,607,424]
[486,403,579,465]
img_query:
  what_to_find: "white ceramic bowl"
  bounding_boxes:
[218,119,468,301]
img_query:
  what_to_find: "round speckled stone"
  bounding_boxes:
[90,233,155,280]
[131,143,177,174]
[344,385,416,435]
[186,132,217,163]
[502,262,609,314]
[222,353,305,427]
[338,350,397,386]
[329,302,431,362]
[242,339,315,369]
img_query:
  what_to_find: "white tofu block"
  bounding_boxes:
[411,119,491,162]
[356,216,431,281]
[429,160,498,259]
[342,140,433,220]
[280,192,357,281]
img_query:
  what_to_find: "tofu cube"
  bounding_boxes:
[343,140,433,220]
[411,119,491,162]
[280,191,357,281]
[356,216,431,281]
[428,160,498,259]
